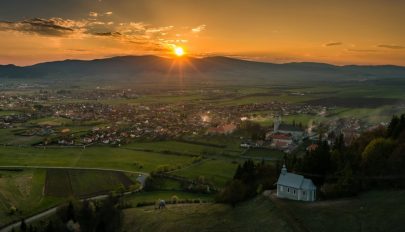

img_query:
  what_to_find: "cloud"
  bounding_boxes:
[191,24,206,33]
[89,11,113,17]
[0,18,77,36]
[94,32,122,36]
[146,26,174,34]
[324,42,342,47]
[0,16,207,56]
[129,22,147,31]
[377,44,405,49]
[89,12,98,17]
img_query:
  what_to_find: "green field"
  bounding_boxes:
[123,140,225,156]
[0,128,43,145]
[45,169,134,197]
[172,159,238,186]
[123,196,292,232]
[0,146,194,173]
[0,169,63,227]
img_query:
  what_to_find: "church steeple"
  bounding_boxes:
[274,115,281,132]
[281,164,287,175]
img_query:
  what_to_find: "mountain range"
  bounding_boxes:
[1,56,405,84]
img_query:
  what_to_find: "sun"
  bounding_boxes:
[174,46,185,57]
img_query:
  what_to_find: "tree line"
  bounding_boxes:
[288,114,405,198]
[15,195,124,232]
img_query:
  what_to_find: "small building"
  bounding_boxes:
[273,116,305,140]
[276,165,316,202]
[270,133,293,149]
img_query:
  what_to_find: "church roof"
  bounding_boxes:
[277,172,316,190]
[301,178,316,190]
[277,172,304,189]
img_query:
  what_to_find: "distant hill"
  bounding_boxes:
[1,56,405,84]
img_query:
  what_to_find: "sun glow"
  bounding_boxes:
[174,46,185,57]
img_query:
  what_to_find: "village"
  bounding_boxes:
[0,88,379,150]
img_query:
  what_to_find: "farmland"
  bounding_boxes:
[0,146,195,173]
[0,169,63,227]
[44,169,134,198]
[1,79,405,230]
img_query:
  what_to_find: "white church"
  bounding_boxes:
[276,164,316,202]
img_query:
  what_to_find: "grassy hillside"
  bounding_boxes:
[282,190,405,232]
[122,190,405,232]
[122,196,293,232]
[0,169,63,227]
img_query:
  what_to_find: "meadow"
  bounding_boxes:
[282,190,405,232]
[45,169,134,198]
[122,190,405,232]
[122,196,293,232]
[0,169,64,227]
[0,146,194,173]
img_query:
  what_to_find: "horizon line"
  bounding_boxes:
[1,55,405,68]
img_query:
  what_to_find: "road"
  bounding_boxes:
[0,166,148,232]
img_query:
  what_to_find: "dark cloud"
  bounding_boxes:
[0,18,76,36]
[94,31,122,36]
[377,44,405,49]
[324,42,342,47]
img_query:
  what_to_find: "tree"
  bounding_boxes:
[217,179,247,207]
[45,221,54,232]
[79,200,95,232]
[361,138,395,176]
[67,201,76,222]
[20,219,27,232]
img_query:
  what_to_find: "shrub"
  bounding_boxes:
[171,195,179,204]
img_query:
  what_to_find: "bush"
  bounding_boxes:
[171,195,179,204]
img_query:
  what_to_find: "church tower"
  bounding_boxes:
[274,115,281,132]
[281,164,287,175]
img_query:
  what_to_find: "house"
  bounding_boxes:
[276,165,316,202]
[270,133,293,149]
[273,116,305,140]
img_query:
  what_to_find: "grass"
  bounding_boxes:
[282,190,405,232]
[124,191,215,207]
[122,190,405,232]
[0,146,194,173]
[172,159,238,187]
[0,110,20,116]
[45,169,134,197]
[122,196,293,232]
[243,148,284,159]
[28,117,73,126]
[0,128,43,145]
[123,140,224,156]
[0,169,64,227]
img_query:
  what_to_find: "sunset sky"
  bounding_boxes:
[1,0,404,66]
